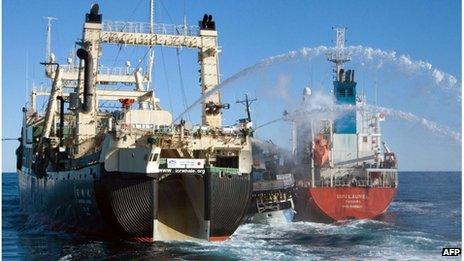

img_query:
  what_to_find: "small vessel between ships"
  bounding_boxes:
[290,28,398,222]
[247,139,295,224]
[235,95,295,224]
[16,4,253,241]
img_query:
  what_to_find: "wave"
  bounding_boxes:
[177,220,457,260]
[390,201,435,215]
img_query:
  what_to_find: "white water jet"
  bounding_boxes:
[174,45,460,122]
[255,102,461,142]
[255,118,283,131]
[364,105,461,142]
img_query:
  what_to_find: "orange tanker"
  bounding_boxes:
[289,27,398,222]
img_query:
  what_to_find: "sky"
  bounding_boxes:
[2,0,462,171]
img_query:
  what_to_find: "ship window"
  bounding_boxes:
[151,153,159,162]
[363,136,368,143]
[347,88,354,96]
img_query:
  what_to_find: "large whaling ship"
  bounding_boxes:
[16,3,253,241]
[290,28,398,222]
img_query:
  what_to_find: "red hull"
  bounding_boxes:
[308,187,396,220]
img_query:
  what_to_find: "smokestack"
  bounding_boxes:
[85,4,102,23]
[77,48,94,113]
[345,70,351,82]
[199,13,216,30]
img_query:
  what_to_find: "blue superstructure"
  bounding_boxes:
[324,27,358,134]
[333,69,357,134]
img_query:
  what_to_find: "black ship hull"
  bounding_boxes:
[18,164,252,241]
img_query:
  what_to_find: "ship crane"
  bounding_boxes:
[44,4,225,128]
[95,10,224,127]
[382,141,391,154]
[39,4,230,155]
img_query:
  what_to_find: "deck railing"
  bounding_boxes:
[311,177,397,188]
[253,176,295,191]
[60,64,138,76]
[102,21,200,36]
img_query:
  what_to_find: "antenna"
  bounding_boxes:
[25,52,28,106]
[325,27,351,79]
[146,0,155,92]
[149,0,154,32]
[236,93,257,123]
[44,17,57,62]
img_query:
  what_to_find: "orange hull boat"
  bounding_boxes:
[307,187,396,221]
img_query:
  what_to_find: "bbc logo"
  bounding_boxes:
[442,248,461,256]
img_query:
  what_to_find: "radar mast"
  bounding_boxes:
[325,27,351,80]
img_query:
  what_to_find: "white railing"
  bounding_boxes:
[59,64,138,76]
[253,177,295,191]
[103,21,199,36]
[314,177,396,188]
[98,66,138,76]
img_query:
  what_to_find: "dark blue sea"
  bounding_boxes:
[2,172,461,260]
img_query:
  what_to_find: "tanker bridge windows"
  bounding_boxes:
[336,87,354,97]
[346,88,354,96]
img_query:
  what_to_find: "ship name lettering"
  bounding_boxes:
[337,194,367,200]
[342,204,362,209]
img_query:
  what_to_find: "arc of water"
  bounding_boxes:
[173,45,460,123]
[254,104,461,142]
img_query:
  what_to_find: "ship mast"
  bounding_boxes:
[146,0,155,92]
[43,17,57,79]
[325,27,351,80]
[149,0,154,31]
[236,93,257,123]
[44,16,57,63]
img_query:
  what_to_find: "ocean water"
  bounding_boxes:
[2,171,461,260]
